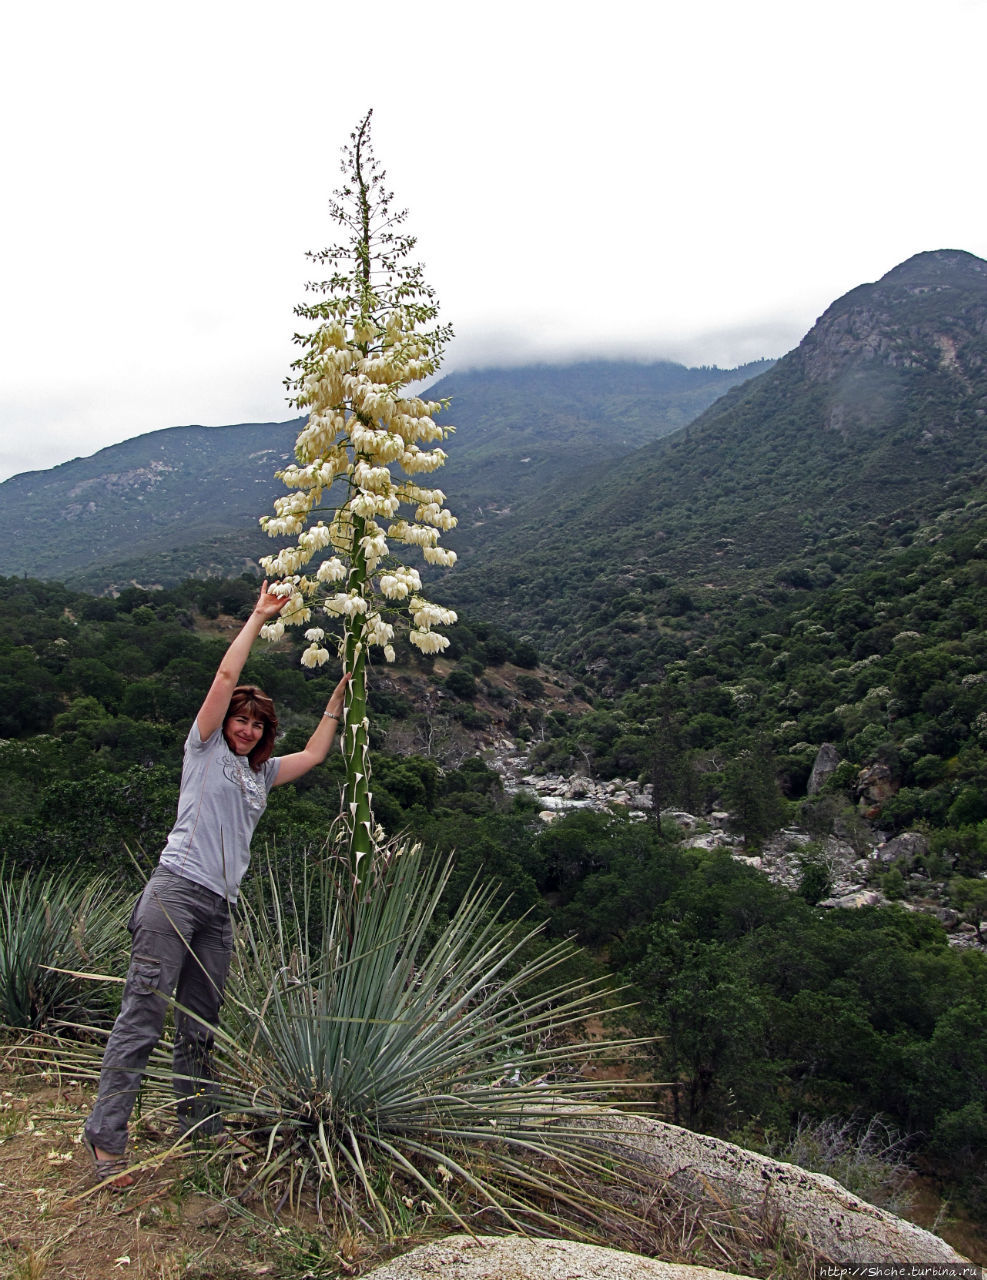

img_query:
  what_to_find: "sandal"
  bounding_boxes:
[81,1131,135,1191]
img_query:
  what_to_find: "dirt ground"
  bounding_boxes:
[0,1067,298,1280]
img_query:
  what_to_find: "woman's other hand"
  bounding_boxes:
[253,580,291,622]
[326,671,353,720]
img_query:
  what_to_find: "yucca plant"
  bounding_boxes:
[211,841,651,1237]
[0,863,128,1031]
[53,841,649,1238]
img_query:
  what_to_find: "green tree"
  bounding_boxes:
[635,938,780,1128]
[721,739,786,847]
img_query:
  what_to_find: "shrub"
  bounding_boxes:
[444,668,477,700]
[767,1114,912,1215]
[796,850,833,906]
[879,867,907,900]
[516,673,545,701]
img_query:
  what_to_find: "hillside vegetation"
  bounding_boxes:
[1,567,986,1228]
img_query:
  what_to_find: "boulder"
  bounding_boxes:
[807,742,841,795]
[364,1236,754,1280]
[568,1112,966,1266]
[873,831,929,865]
[661,810,700,829]
[819,889,886,909]
[856,762,899,815]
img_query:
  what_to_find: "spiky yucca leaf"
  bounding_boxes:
[0,863,128,1031]
[203,842,651,1237]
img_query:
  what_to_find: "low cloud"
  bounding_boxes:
[444,314,807,375]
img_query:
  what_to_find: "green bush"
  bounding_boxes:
[444,668,477,700]
[59,844,649,1242]
[796,848,833,905]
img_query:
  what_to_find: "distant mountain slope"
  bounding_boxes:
[429,360,773,520]
[0,360,769,591]
[441,250,987,649]
[0,421,302,587]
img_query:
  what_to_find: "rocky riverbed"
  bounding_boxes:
[485,738,986,950]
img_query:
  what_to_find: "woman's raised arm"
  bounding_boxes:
[196,581,288,741]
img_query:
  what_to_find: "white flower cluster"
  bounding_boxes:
[410,597,457,630]
[409,629,450,655]
[379,567,421,600]
[258,256,457,670]
[407,595,457,656]
[316,557,347,583]
[301,645,332,668]
[325,591,369,618]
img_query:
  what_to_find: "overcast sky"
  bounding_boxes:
[2,0,985,482]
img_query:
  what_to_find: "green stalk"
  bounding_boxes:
[342,518,374,873]
[340,115,376,876]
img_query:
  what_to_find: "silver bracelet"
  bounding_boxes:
[323,712,341,722]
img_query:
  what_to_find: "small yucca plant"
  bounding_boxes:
[0,863,128,1031]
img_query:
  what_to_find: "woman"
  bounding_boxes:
[83,580,350,1188]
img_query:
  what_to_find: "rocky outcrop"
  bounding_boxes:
[569,1112,968,1266]
[794,250,987,389]
[491,743,982,946]
[874,831,929,865]
[856,762,899,816]
[819,888,885,909]
[807,742,841,795]
[512,768,655,821]
[364,1236,754,1280]
[363,1110,968,1277]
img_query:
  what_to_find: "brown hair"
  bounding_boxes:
[224,685,278,770]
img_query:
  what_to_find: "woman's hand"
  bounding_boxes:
[253,579,291,623]
[273,670,354,787]
[325,671,353,719]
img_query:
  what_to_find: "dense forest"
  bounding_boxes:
[531,487,987,839]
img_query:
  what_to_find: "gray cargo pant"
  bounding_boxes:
[84,867,234,1155]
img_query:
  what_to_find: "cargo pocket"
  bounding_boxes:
[127,959,162,998]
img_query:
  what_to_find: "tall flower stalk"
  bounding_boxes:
[260,112,457,871]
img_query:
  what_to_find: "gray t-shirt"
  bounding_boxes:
[158,720,280,902]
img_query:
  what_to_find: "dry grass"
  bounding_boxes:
[0,1050,286,1280]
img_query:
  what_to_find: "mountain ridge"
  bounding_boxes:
[0,359,771,591]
